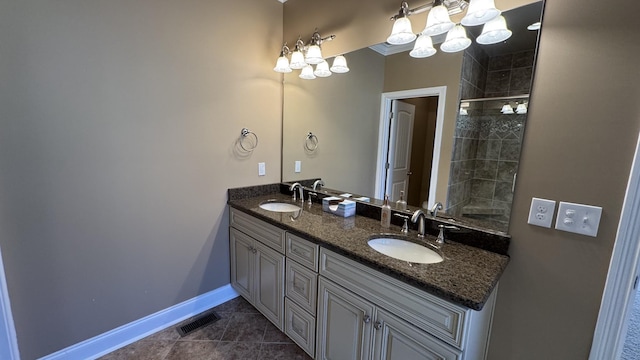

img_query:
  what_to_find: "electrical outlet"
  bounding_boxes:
[258,162,266,176]
[527,197,556,228]
[555,201,602,237]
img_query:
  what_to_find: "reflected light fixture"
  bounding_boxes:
[476,15,512,44]
[273,29,349,80]
[387,0,510,56]
[527,21,541,31]
[330,55,350,73]
[500,103,514,114]
[516,102,527,114]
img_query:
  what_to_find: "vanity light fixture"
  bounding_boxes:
[515,102,527,114]
[527,21,541,31]
[273,29,349,79]
[389,0,511,58]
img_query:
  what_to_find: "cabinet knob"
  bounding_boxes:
[363,315,371,324]
[374,321,383,330]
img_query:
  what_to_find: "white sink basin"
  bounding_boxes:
[259,201,301,213]
[367,238,443,264]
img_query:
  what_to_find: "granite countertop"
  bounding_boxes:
[228,192,509,311]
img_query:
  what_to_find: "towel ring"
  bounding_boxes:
[239,128,258,152]
[305,132,318,152]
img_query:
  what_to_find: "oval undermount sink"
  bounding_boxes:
[259,201,301,213]
[368,238,443,264]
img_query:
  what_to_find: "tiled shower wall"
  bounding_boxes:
[447,45,535,231]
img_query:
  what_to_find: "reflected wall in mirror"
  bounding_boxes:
[282,1,543,234]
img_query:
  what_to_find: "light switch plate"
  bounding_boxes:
[294,161,301,173]
[555,201,602,237]
[258,162,266,176]
[527,197,556,228]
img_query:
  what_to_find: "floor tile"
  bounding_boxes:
[258,343,313,360]
[211,341,261,360]
[263,322,293,343]
[164,340,218,360]
[98,339,175,360]
[221,313,269,342]
[213,296,258,313]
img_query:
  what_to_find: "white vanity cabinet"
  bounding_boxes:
[316,248,497,360]
[229,209,285,330]
[284,232,320,357]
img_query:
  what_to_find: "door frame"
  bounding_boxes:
[374,86,447,207]
[0,245,19,359]
[589,131,640,359]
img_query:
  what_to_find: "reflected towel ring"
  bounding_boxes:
[305,132,318,152]
[239,128,258,152]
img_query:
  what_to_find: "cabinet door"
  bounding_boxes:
[373,309,461,360]
[317,277,375,360]
[230,228,254,300]
[254,241,285,330]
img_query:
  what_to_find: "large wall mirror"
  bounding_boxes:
[282,1,543,234]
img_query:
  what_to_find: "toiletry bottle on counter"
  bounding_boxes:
[396,191,407,211]
[381,195,391,228]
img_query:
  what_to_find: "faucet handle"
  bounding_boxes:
[394,213,410,234]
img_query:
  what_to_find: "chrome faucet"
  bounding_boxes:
[411,209,427,237]
[437,224,460,246]
[312,179,325,191]
[430,202,443,217]
[289,182,304,202]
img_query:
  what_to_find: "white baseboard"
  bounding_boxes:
[39,284,239,360]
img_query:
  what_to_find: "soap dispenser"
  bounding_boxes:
[381,195,391,228]
[395,191,407,211]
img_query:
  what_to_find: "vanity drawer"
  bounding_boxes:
[284,298,316,358]
[230,208,285,253]
[286,260,318,315]
[319,248,468,349]
[286,233,319,271]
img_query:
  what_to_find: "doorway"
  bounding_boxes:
[589,131,640,359]
[375,87,447,209]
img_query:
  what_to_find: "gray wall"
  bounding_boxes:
[0,0,282,358]
[284,0,640,358]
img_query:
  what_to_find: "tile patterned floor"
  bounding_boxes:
[99,297,312,360]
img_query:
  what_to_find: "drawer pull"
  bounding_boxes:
[374,320,383,330]
[363,315,371,324]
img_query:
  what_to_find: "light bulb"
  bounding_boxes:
[461,0,501,27]
[387,17,416,45]
[273,55,292,73]
[299,64,316,80]
[477,16,512,45]
[410,34,437,58]
[330,55,349,73]
[422,5,455,36]
[440,25,471,53]
[314,60,332,77]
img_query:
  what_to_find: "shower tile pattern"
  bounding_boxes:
[447,46,534,231]
[99,296,311,360]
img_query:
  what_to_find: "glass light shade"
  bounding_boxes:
[516,103,527,114]
[305,45,324,65]
[330,55,350,73]
[299,64,316,80]
[461,0,501,26]
[273,55,292,73]
[289,50,306,69]
[314,60,332,77]
[459,107,468,116]
[410,34,437,58]
[527,21,541,31]
[387,17,417,45]
[440,25,471,53]
[422,5,455,36]
[476,16,512,45]
[501,104,514,114]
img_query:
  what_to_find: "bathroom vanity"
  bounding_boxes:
[228,185,509,360]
